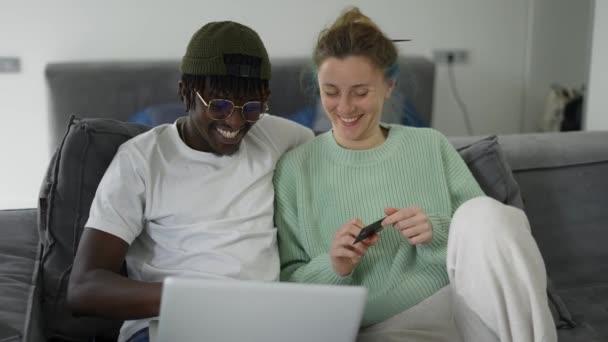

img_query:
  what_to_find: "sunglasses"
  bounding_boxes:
[196,91,268,122]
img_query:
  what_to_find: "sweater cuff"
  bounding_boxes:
[301,254,354,286]
[426,213,451,247]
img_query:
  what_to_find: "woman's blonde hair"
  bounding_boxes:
[313,7,398,77]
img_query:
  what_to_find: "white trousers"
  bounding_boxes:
[358,197,557,342]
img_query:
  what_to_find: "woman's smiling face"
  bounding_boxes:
[317,55,394,150]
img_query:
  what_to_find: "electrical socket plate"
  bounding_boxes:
[432,49,469,64]
[0,57,21,73]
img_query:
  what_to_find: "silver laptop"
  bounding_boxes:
[154,277,367,342]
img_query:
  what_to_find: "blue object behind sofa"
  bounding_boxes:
[45,56,435,150]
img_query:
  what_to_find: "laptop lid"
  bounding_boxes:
[157,277,367,342]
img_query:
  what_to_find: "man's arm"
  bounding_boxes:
[67,228,161,320]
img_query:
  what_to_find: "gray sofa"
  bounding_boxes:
[2,129,607,341]
[1,57,607,341]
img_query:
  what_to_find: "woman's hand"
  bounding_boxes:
[382,207,433,245]
[330,219,380,276]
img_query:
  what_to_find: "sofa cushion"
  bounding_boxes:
[38,116,150,340]
[453,135,575,329]
[0,209,39,341]
[555,284,608,341]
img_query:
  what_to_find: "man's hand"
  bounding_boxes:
[330,219,380,276]
[382,206,433,245]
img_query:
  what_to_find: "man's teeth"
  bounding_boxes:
[340,116,359,123]
[217,128,239,138]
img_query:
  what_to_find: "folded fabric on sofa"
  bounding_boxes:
[454,135,575,329]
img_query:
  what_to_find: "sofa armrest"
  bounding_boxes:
[0,209,44,341]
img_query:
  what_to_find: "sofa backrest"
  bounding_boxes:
[45,56,435,152]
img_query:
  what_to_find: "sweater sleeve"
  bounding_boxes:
[274,156,353,286]
[425,134,485,247]
[440,134,485,211]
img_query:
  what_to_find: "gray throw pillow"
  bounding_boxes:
[456,135,523,209]
[455,135,575,329]
[38,116,150,340]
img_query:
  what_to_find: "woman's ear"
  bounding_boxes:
[385,79,397,99]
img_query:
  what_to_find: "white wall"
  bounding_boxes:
[0,0,540,209]
[524,0,594,132]
[585,0,608,130]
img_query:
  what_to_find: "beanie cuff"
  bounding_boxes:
[180,56,271,80]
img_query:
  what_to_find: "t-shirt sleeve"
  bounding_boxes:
[85,145,147,244]
[263,116,314,155]
[296,123,315,146]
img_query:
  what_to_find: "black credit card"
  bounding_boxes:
[353,217,386,244]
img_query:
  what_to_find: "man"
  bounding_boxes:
[67,21,313,342]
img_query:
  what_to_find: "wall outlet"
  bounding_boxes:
[0,57,21,73]
[432,49,470,64]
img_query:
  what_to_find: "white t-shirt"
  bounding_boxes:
[85,115,313,341]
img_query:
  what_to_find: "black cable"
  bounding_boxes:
[446,58,474,135]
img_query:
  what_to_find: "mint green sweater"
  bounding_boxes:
[273,125,484,326]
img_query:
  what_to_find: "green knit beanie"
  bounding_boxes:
[180,21,271,80]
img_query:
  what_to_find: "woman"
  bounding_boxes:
[274,7,556,342]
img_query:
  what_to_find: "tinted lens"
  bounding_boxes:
[208,99,234,119]
[242,102,264,121]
